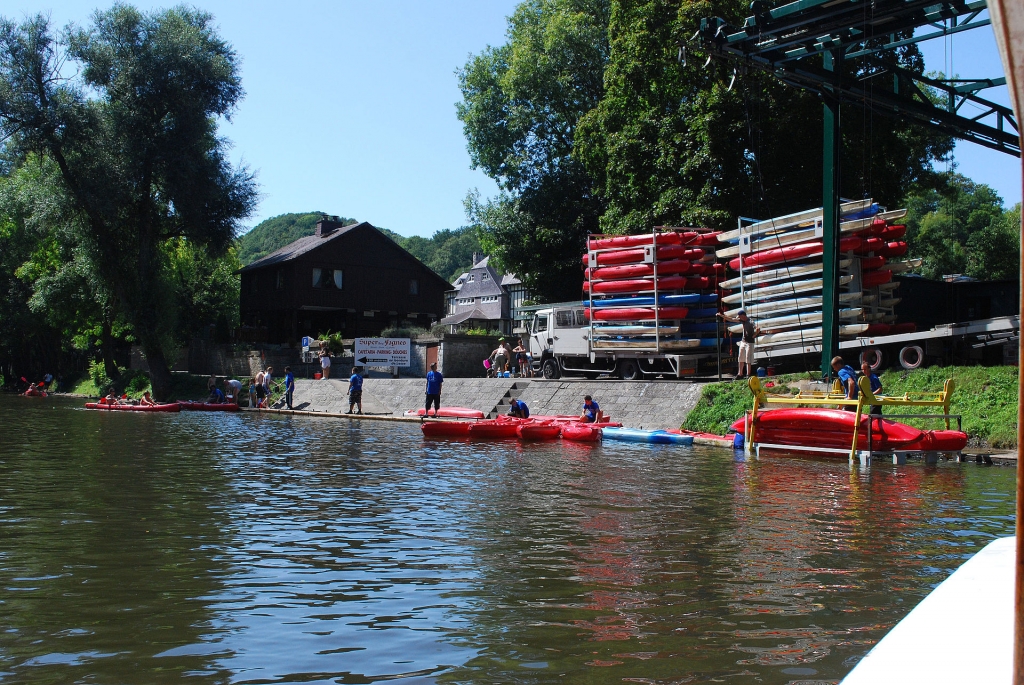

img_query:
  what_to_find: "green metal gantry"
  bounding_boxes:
[696,0,1019,376]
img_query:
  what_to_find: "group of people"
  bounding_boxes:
[200,367,297,409]
[487,337,532,378]
[20,373,54,396]
[504,394,603,422]
[832,356,884,413]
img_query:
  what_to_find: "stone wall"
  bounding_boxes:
[437,334,503,378]
[280,377,706,429]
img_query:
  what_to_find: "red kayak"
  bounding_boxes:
[421,420,472,438]
[177,401,240,412]
[583,275,717,294]
[903,429,968,452]
[586,259,704,281]
[862,269,893,287]
[467,419,522,439]
[86,402,180,412]
[561,424,603,442]
[880,224,907,240]
[890,322,917,334]
[583,245,704,267]
[865,323,891,335]
[517,423,562,440]
[732,408,923,451]
[728,237,862,271]
[407,407,486,419]
[860,255,887,270]
[586,306,689,321]
[589,232,684,249]
[879,241,908,258]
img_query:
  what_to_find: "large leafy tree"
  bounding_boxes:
[575,0,952,234]
[0,7,256,398]
[457,0,610,301]
[903,173,1019,280]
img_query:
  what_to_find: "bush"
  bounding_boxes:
[380,325,428,339]
[89,360,113,392]
[123,369,151,395]
[318,330,345,355]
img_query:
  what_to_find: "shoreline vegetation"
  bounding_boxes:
[683,365,1020,448]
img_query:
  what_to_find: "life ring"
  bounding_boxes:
[899,345,924,370]
[859,347,883,371]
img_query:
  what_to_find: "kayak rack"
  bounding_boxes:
[745,375,957,463]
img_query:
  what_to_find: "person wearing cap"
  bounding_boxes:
[718,310,760,379]
[832,356,859,411]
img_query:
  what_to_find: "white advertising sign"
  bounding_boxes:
[354,338,410,368]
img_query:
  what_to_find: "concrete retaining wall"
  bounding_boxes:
[283,377,706,429]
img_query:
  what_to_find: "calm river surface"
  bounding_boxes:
[0,396,1015,684]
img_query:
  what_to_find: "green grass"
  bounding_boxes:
[684,366,1019,448]
[68,372,219,402]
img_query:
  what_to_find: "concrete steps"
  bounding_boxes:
[487,381,532,418]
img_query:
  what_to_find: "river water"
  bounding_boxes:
[0,396,1015,684]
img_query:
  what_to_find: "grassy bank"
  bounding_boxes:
[683,365,1019,448]
[69,372,214,401]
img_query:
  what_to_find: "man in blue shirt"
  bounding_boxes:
[425,363,444,416]
[347,367,363,414]
[831,356,858,411]
[507,398,529,418]
[283,366,296,410]
[580,395,604,423]
[207,382,226,404]
[860,361,883,415]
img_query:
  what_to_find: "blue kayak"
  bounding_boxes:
[602,427,695,445]
[592,293,718,307]
[686,307,719,319]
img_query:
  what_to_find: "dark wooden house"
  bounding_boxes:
[239,218,450,343]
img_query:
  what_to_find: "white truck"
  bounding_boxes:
[527,304,726,380]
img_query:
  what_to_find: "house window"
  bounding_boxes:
[482,272,489,281]
[409,279,419,295]
[313,268,343,289]
[457,298,474,306]
[468,274,475,282]
[481,295,499,303]
[276,270,284,290]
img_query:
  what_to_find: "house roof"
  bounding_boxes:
[440,308,494,325]
[457,257,505,298]
[239,222,365,272]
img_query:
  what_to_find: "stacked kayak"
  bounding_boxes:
[717,199,917,348]
[584,229,724,351]
[85,401,180,412]
[178,401,240,412]
[731,408,967,453]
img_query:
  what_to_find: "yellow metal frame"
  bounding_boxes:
[745,376,956,462]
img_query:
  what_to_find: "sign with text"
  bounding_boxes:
[354,338,410,367]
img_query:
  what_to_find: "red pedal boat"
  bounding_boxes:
[177,401,240,412]
[85,402,180,412]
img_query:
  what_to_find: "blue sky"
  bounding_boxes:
[11,2,1022,238]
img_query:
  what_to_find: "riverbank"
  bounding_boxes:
[683,365,1019,449]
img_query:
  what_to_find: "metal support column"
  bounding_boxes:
[820,47,842,377]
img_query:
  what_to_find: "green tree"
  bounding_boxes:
[0,8,257,398]
[903,173,1016,279]
[457,0,610,301]
[167,239,242,344]
[574,0,951,233]
[237,212,356,265]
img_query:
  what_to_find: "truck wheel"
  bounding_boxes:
[859,347,883,371]
[899,345,924,370]
[617,359,641,381]
[542,359,561,380]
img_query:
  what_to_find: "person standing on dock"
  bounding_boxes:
[225,378,243,406]
[860,361,883,415]
[319,343,331,379]
[581,395,604,423]
[347,367,363,414]
[425,363,444,416]
[283,367,295,410]
[831,356,859,411]
[717,310,760,379]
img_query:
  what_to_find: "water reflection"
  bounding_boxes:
[0,397,1015,684]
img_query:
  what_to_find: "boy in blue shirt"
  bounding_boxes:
[508,398,529,418]
[831,356,859,411]
[425,363,443,416]
[581,395,604,423]
[860,361,883,415]
[284,366,296,409]
[347,367,363,414]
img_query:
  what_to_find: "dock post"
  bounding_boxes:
[819,47,842,377]
[893,452,908,466]
[924,452,940,465]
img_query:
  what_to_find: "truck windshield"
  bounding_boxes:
[534,315,548,333]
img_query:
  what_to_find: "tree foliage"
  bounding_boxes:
[0,7,257,397]
[458,0,610,302]
[903,173,1020,280]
